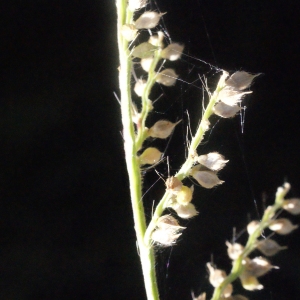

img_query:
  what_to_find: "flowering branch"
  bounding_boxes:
[115,1,298,300]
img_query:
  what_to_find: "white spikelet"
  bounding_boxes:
[134,79,147,96]
[191,170,224,189]
[197,152,228,171]
[268,218,298,235]
[141,56,153,72]
[131,42,157,58]
[135,11,166,29]
[121,24,138,41]
[155,68,178,86]
[256,239,288,256]
[148,119,181,139]
[171,202,199,219]
[213,102,241,118]
[218,89,252,106]
[225,71,260,91]
[161,43,184,61]
[128,0,148,11]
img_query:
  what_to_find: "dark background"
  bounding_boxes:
[1,0,300,299]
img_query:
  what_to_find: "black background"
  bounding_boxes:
[1,0,300,299]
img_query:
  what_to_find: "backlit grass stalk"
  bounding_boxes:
[115,1,286,300]
[116,0,159,299]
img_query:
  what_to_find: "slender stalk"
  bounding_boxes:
[116,1,160,299]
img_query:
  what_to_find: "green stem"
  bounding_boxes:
[211,183,290,300]
[116,1,160,299]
